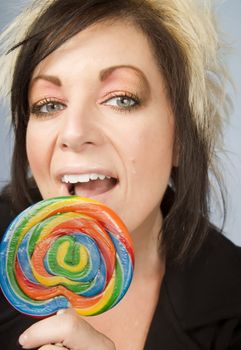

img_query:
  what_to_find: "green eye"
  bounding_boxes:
[40,102,65,113]
[31,99,66,116]
[106,96,137,108]
[102,93,140,112]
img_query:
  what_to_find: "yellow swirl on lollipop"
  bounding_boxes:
[0,196,134,317]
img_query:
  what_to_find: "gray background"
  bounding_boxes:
[0,0,241,245]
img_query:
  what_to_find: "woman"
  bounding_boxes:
[0,0,241,349]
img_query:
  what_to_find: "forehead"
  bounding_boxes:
[31,20,162,84]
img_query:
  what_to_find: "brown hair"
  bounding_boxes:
[2,0,227,263]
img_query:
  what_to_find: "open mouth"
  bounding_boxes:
[61,173,118,197]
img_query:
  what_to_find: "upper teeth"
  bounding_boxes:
[61,174,111,184]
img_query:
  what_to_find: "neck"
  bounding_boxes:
[131,208,165,279]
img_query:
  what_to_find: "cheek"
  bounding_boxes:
[118,129,174,233]
[26,122,51,179]
[122,116,175,221]
[128,119,175,178]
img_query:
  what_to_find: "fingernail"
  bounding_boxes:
[57,309,66,316]
[19,333,28,346]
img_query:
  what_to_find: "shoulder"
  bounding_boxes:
[165,227,241,328]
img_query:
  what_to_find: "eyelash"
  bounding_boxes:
[30,97,66,118]
[101,91,141,112]
[30,92,141,118]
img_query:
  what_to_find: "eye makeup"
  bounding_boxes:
[28,65,150,117]
[99,65,150,104]
[99,90,141,113]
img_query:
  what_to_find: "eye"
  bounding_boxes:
[39,102,65,113]
[30,98,66,117]
[102,93,140,111]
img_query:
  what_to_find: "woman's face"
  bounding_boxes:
[27,20,175,235]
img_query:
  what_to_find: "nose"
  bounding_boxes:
[57,103,104,152]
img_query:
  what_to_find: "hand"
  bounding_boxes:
[18,308,116,350]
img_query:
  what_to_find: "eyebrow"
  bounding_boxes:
[31,65,149,88]
[99,65,149,85]
[31,75,62,87]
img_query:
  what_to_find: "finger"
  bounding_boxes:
[56,309,115,350]
[18,309,72,349]
[54,309,114,350]
[38,345,69,350]
[19,308,114,350]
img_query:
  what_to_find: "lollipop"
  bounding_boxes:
[0,196,134,317]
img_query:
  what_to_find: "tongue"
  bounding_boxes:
[74,178,115,197]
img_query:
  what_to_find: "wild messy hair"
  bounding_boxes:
[0,0,230,263]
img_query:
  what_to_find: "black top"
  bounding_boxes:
[1,194,241,349]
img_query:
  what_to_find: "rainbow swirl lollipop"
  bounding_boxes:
[0,196,134,317]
